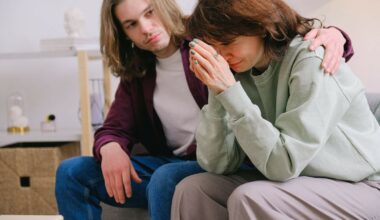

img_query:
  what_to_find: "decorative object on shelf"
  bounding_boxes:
[64,8,86,38]
[90,78,105,129]
[39,8,99,52]
[41,114,57,132]
[7,93,30,134]
[77,78,105,130]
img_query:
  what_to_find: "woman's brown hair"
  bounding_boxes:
[100,0,186,81]
[187,0,322,61]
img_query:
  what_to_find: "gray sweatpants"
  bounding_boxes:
[171,169,380,220]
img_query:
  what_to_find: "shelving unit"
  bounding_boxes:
[0,130,81,147]
[0,49,112,155]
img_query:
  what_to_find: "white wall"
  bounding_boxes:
[0,0,197,131]
[177,0,197,15]
[288,0,380,93]
[0,0,103,131]
[0,0,378,132]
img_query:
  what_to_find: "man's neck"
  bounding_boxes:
[154,40,178,58]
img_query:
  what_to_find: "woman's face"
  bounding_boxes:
[210,36,268,73]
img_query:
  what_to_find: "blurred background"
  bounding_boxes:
[0,0,378,132]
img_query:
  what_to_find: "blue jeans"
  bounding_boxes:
[55,155,204,220]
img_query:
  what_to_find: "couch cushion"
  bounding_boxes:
[366,93,380,124]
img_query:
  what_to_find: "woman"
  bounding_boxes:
[171,0,380,219]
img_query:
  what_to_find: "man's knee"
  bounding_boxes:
[150,163,178,182]
[56,156,95,183]
[149,161,201,186]
[147,163,181,198]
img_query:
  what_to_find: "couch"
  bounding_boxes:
[101,93,380,220]
[367,93,380,123]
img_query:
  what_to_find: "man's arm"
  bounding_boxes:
[93,81,138,161]
[93,81,142,204]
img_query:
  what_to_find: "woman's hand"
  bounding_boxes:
[189,39,236,94]
[304,27,346,74]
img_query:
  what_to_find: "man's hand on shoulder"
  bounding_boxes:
[304,27,346,74]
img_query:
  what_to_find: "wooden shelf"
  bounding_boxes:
[0,130,81,147]
[0,49,102,60]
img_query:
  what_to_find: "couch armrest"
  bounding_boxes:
[366,93,380,124]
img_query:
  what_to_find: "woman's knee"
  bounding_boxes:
[175,173,224,200]
[176,173,208,191]
[227,181,270,208]
[228,180,282,219]
[172,173,211,207]
[172,173,233,220]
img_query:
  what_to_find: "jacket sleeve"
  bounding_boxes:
[195,89,246,174]
[329,26,354,61]
[93,81,138,161]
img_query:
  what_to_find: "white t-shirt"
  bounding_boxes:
[154,50,201,156]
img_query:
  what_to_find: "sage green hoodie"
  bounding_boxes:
[196,36,380,182]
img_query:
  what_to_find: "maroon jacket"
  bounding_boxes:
[93,35,354,161]
[93,39,208,160]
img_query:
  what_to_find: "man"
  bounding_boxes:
[55,0,352,219]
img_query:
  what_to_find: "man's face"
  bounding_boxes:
[115,0,174,58]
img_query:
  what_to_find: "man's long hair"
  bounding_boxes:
[100,0,186,81]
